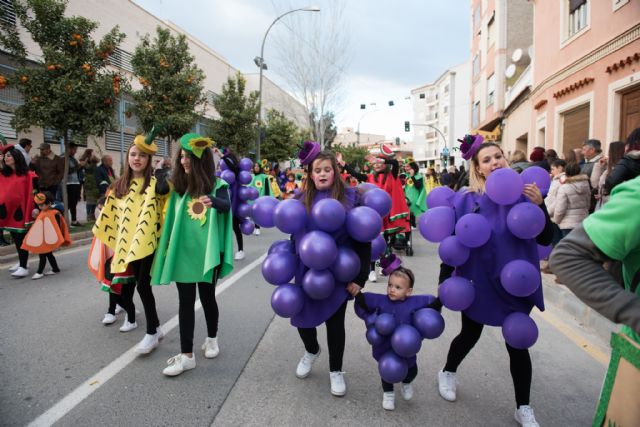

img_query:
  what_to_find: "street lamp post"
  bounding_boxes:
[255,5,320,162]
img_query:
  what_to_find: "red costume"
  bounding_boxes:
[0,171,38,232]
[367,172,410,235]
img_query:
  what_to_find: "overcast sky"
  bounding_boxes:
[133,0,470,140]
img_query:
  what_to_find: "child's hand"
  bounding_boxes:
[200,195,212,208]
[31,208,39,219]
[346,282,362,296]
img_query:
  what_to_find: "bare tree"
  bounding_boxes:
[269,0,351,148]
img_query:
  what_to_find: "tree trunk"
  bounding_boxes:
[61,130,70,224]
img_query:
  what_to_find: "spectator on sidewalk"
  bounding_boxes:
[95,154,116,196]
[545,159,566,247]
[595,141,625,210]
[66,143,86,226]
[581,139,604,187]
[552,162,591,239]
[510,150,531,173]
[31,143,64,196]
[529,147,549,171]
[603,127,640,195]
[80,149,100,219]
[15,138,32,166]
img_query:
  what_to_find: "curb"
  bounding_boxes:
[541,272,617,344]
[0,230,94,265]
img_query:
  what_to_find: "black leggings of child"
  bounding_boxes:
[37,252,59,274]
[176,280,219,353]
[130,254,160,334]
[297,301,347,372]
[10,231,29,268]
[444,313,532,407]
[232,216,243,251]
[382,365,418,392]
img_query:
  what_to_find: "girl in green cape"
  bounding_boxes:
[151,133,234,377]
[249,161,269,235]
[403,161,426,227]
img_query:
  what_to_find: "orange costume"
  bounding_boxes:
[21,209,71,254]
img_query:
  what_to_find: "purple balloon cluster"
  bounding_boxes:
[223,157,259,235]
[356,304,444,384]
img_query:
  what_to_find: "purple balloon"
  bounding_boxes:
[438,235,471,267]
[501,312,539,349]
[271,284,304,318]
[238,186,252,202]
[375,313,396,336]
[274,199,307,234]
[427,186,455,208]
[346,206,383,242]
[239,157,253,171]
[247,187,259,201]
[311,198,346,233]
[215,170,221,177]
[299,230,338,270]
[358,183,377,192]
[507,202,545,240]
[521,166,551,196]
[366,327,385,346]
[330,247,361,283]
[500,259,540,297]
[371,234,386,260]
[378,351,409,384]
[237,202,252,218]
[302,269,335,300]
[486,168,524,205]
[268,239,295,255]
[418,207,456,243]
[366,312,378,327]
[413,308,445,339]
[390,324,423,358]
[455,213,491,248]
[262,252,297,285]
[537,244,552,260]
[363,189,392,218]
[240,218,255,235]
[252,196,279,228]
[439,276,475,311]
[238,170,252,185]
[221,170,236,185]
[219,160,228,171]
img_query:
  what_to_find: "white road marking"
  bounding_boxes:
[26,253,267,427]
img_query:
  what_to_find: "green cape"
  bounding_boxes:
[151,179,234,284]
[250,173,268,197]
[404,173,426,216]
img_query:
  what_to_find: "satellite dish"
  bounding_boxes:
[505,64,517,79]
[512,48,524,63]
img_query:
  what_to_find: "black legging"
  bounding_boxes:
[67,184,81,222]
[10,231,29,268]
[232,216,243,251]
[176,281,219,353]
[444,313,532,407]
[382,365,418,392]
[129,254,160,334]
[297,301,347,372]
[37,252,59,274]
[105,259,136,323]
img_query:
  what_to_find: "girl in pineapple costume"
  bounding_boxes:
[21,192,71,280]
[151,133,234,377]
[93,129,169,354]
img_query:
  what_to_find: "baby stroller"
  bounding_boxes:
[390,229,413,256]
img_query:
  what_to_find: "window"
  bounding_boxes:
[568,0,588,38]
[487,74,496,106]
[473,54,480,77]
[443,126,448,134]
[472,101,480,129]
[473,5,481,33]
[435,112,438,119]
[444,106,448,115]
[108,48,134,73]
[0,0,16,26]
[205,90,218,105]
[487,13,496,47]
[419,93,425,99]
[444,85,449,94]
[613,0,630,12]
[0,111,17,139]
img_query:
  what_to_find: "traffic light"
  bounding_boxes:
[404,121,410,132]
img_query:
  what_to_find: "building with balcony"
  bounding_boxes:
[332,127,385,147]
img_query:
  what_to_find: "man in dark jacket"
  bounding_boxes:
[32,143,64,195]
[95,155,115,196]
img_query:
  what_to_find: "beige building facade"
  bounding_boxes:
[332,127,385,147]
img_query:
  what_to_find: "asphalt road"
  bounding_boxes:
[0,228,609,426]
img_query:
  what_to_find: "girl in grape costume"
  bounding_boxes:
[431,136,553,427]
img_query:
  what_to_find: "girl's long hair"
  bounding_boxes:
[607,141,626,174]
[1,147,29,176]
[303,151,346,211]
[113,145,152,198]
[173,148,216,197]
[468,142,503,194]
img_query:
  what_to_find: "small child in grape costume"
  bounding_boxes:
[418,135,553,427]
[354,259,444,411]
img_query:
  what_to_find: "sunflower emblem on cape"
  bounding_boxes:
[187,198,207,225]
[255,180,263,189]
[406,178,414,186]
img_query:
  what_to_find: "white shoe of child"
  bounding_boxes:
[401,383,414,400]
[382,391,395,410]
[295,349,321,379]
[438,370,457,402]
[329,371,346,397]
[162,353,196,377]
[514,405,540,427]
[202,337,219,358]
[102,313,117,325]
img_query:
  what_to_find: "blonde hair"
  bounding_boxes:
[467,142,504,194]
[510,150,527,164]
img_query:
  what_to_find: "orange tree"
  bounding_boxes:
[0,0,127,220]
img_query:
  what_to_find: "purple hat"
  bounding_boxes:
[380,253,402,276]
[457,134,484,160]
[299,141,321,166]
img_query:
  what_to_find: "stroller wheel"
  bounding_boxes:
[406,246,414,256]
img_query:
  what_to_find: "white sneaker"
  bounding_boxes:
[32,272,44,280]
[119,319,138,332]
[296,349,321,379]
[234,250,245,260]
[9,263,20,272]
[368,270,377,282]
[382,391,395,410]
[329,371,346,397]
[115,304,124,315]
[401,383,414,401]
[136,331,161,354]
[162,353,196,377]
[11,267,29,278]
[515,405,540,427]
[102,313,117,325]
[44,270,57,276]
[254,228,261,236]
[202,337,219,358]
[437,370,457,402]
